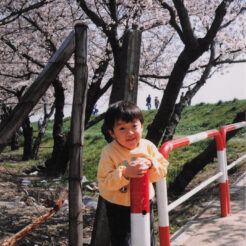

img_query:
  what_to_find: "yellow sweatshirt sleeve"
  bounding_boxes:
[97,147,130,192]
[147,142,169,183]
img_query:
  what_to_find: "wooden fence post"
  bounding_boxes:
[0,31,76,153]
[120,29,141,103]
[91,29,142,246]
[69,22,88,246]
[109,29,142,104]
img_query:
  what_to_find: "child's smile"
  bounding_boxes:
[109,118,143,150]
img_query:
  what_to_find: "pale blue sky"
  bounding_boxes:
[192,63,246,105]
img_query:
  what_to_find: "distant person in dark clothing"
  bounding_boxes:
[154,97,160,109]
[38,117,43,129]
[180,92,184,100]
[146,94,151,110]
[92,105,99,115]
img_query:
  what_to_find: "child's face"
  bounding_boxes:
[109,118,143,150]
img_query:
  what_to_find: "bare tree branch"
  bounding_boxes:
[0,1,54,26]
[203,0,233,48]
[158,0,184,43]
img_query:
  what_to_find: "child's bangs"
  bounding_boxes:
[118,107,143,123]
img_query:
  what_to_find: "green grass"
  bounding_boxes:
[175,99,246,135]
[81,99,245,183]
[2,99,246,184]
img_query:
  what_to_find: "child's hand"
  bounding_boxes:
[123,164,147,178]
[123,158,152,178]
[133,157,152,169]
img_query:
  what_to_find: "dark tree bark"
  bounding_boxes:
[168,110,246,195]
[146,48,202,145]
[11,132,19,150]
[0,104,13,147]
[0,104,20,150]
[162,44,215,143]
[85,46,112,126]
[45,79,65,175]
[44,52,113,175]
[22,117,33,161]
[32,104,55,159]
[146,0,232,146]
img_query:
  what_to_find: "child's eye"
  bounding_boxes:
[119,127,125,130]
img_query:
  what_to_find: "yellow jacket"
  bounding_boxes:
[97,139,168,206]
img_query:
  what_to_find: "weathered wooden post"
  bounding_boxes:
[109,29,141,103]
[91,29,142,246]
[0,31,76,153]
[69,22,88,246]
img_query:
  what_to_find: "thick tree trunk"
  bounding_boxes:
[0,104,18,149]
[162,46,214,143]
[45,80,65,175]
[168,110,246,195]
[22,117,33,161]
[108,58,122,104]
[146,48,202,146]
[85,47,112,126]
[85,78,111,126]
[162,87,201,143]
[11,131,19,150]
[162,102,184,143]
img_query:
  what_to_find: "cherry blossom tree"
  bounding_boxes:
[74,0,246,141]
[0,1,114,162]
[0,0,74,159]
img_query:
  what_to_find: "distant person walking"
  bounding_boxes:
[38,117,43,129]
[146,94,151,110]
[180,92,184,100]
[154,96,160,109]
[92,105,99,115]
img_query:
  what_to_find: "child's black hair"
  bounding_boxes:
[104,101,144,131]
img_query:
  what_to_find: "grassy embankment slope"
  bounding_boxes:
[2,99,246,187]
[83,99,246,185]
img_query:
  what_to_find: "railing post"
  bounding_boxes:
[157,142,172,246]
[157,130,227,245]
[215,134,230,217]
[219,121,246,216]
[156,177,170,246]
[154,124,246,245]
[130,170,150,246]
